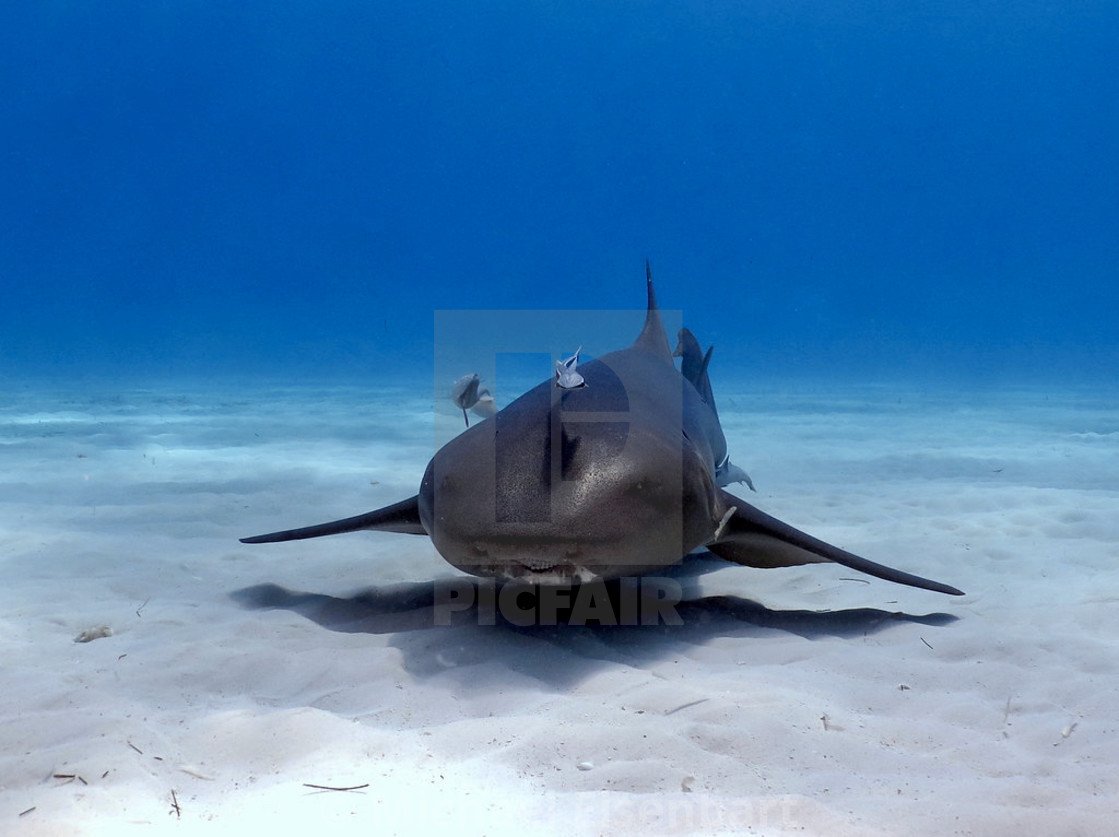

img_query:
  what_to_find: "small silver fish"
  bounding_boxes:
[451,373,496,426]
[555,346,586,389]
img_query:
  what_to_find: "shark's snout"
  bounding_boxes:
[417,426,721,583]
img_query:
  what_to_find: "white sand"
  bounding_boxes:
[1,381,1116,836]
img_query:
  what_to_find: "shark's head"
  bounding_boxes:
[418,351,722,583]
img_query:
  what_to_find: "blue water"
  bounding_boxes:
[2,2,1116,386]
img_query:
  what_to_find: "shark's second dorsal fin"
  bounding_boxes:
[633,261,673,362]
[696,345,717,411]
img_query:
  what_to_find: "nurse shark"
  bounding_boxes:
[242,265,963,597]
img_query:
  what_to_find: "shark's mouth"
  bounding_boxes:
[515,557,566,572]
[498,563,602,585]
[460,555,671,586]
[442,535,678,584]
[466,548,599,584]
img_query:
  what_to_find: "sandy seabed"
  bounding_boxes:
[1,380,1116,836]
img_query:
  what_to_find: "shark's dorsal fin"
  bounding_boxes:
[674,328,717,410]
[633,261,673,362]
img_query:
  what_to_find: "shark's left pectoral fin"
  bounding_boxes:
[707,490,964,596]
[240,495,427,543]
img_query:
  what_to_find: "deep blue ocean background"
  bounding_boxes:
[3,1,1116,388]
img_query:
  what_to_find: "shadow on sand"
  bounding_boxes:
[231,561,958,689]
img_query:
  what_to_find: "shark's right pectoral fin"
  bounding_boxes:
[707,490,964,596]
[240,495,427,543]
